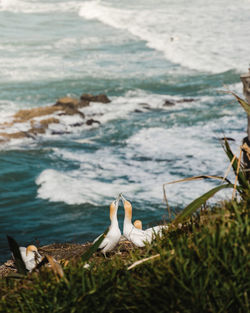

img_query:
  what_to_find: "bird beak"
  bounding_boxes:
[115,194,121,205]
[120,194,126,204]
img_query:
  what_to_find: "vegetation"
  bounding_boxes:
[0,198,249,313]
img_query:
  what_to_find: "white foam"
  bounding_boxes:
[36,168,142,206]
[79,0,250,73]
[0,0,82,13]
[36,106,243,207]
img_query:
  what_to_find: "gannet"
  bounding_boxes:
[19,245,42,271]
[133,220,142,230]
[121,195,152,247]
[93,195,121,256]
[134,219,168,238]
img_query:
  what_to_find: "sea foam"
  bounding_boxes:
[79,0,250,73]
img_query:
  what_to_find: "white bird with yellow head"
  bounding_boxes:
[134,219,168,238]
[19,245,42,271]
[121,194,152,247]
[93,194,121,256]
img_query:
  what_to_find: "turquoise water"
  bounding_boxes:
[0,0,249,263]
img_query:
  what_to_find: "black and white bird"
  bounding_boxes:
[19,245,42,271]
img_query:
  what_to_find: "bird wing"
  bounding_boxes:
[129,227,152,247]
[93,233,103,244]
[19,247,26,260]
[98,237,109,250]
[93,233,109,250]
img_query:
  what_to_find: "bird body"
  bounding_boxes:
[93,196,121,255]
[134,219,168,238]
[121,196,152,247]
[19,245,42,271]
[145,225,168,238]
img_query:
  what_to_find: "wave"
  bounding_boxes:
[0,0,81,13]
[36,119,239,206]
[79,0,250,73]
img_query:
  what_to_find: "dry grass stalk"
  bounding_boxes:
[127,254,160,270]
[222,154,237,182]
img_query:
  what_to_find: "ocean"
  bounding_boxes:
[0,0,249,263]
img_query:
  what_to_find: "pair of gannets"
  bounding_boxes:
[94,194,168,254]
[18,245,42,271]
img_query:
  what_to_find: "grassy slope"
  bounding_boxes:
[0,200,249,313]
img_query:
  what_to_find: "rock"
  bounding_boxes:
[0,92,109,144]
[70,122,84,127]
[86,119,101,126]
[29,118,60,135]
[78,100,90,108]
[134,109,143,113]
[31,117,60,129]
[55,97,80,107]
[14,106,61,122]
[176,98,195,103]
[0,130,38,140]
[163,98,195,107]
[51,131,71,135]
[62,107,85,118]
[80,93,111,104]
[55,96,90,109]
[163,99,175,106]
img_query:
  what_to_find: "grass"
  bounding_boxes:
[0,199,249,313]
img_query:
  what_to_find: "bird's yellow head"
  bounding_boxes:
[26,245,38,256]
[121,194,132,220]
[109,201,116,220]
[133,220,142,230]
[109,194,121,220]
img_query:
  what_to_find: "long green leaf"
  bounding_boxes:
[222,138,250,190]
[81,228,109,262]
[173,183,234,225]
[7,235,28,275]
[231,92,250,116]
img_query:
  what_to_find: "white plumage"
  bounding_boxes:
[121,195,152,247]
[93,195,121,255]
[19,245,42,271]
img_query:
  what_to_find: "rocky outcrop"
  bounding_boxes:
[0,93,110,143]
[86,118,101,126]
[80,93,111,103]
[163,98,195,107]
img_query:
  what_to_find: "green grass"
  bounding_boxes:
[0,200,249,313]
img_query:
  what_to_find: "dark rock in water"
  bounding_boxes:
[86,119,101,126]
[78,100,90,108]
[70,122,84,127]
[55,97,90,110]
[139,103,151,110]
[80,93,111,104]
[163,99,175,106]
[51,130,71,135]
[134,109,143,113]
[176,98,195,103]
[164,98,195,106]
[64,107,85,118]
[58,108,85,119]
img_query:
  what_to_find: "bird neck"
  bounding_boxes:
[123,214,132,231]
[110,211,119,227]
